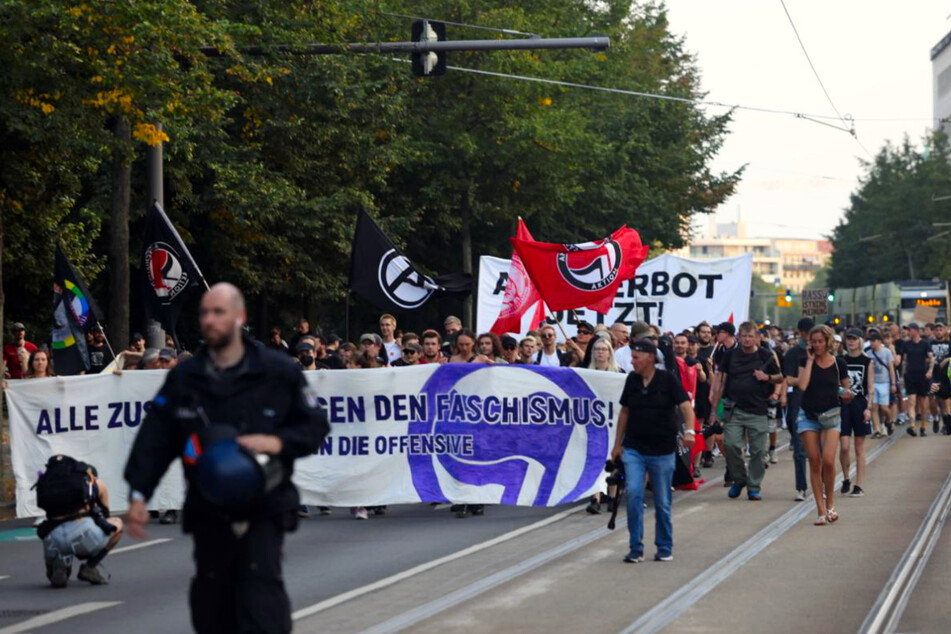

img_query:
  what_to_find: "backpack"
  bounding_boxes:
[33,455,92,518]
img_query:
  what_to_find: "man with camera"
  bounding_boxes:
[36,455,124,587]
[709,321,784,501]
[611,338,695,563]
[124,283,330,634]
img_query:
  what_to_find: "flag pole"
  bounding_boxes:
[344,290,351,343]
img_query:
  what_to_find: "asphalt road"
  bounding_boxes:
[4,429,951,633]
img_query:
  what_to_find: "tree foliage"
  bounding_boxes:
[2,0,741,343]
[829,130,951,289]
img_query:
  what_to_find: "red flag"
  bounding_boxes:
[490,219,546,335]
[511,226,649,314]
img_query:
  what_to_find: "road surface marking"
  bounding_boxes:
[859,467,951,634]
[617,432,901,634]
[111,538,172,555]
[292,503,587,620]
[0,576,9,581]
[0,602,122,634]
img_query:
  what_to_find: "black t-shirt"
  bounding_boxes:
[317,354,343,370]
[902,339,931,375]
[721,347,780,415]
[87,343,114,374]
[931,339,950,365]
[799,355,849,416]
[841,353,870,398]
[694,345,714,418]
[713,340,738,373]
[619,370,688,455]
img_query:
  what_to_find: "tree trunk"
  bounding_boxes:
[460,191,473,328]
[109,118,131,349]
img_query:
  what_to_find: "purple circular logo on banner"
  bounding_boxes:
[408,364,609,506]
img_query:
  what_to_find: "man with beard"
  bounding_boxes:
[124,283,329,634]
[694,322,715,468]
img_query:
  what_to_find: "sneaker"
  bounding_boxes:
[886,422,894,435]
[921,428,928,437]
[298,505,311,519]
[942,427,951,436]
[701,454,714,468]
[769,449,778,464]
[586,498,602,514]
[449,504,465,513]
[850,486,865,497]
[46,558,71,588]
[841,479,851,495]
[654,553,674,562]
[159,510,178,525]
[747,491,763,501]
[77,563,109,585]
[354,507,368,520]
[693,468,702,480]
[470,505,485,516]
[623,552,645,563]
[929,414,936,424]
[318,506,332,516]
[934,418,941,434]
[728,483,745,499]
[907,427,918,437]
[795,490,807,502]
[456,505,469,519]
[372,506,387,516]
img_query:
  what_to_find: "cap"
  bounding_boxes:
[868,331,883,341]
[630,338,657,355]
[296,342,315,352]
[158,347,178,360]
[359,333,382,346]
[326,334,342,345]
[403,342,422,353]
[11,322,25,332]
[131,332,144,341]
[845,328,863,339]
[500,335,518,350]
[576,320,594,333]
[833,334,842,343]
[630,320,651,339]
[797,317,815,333]
[716,322,736,336]
[687,335,698,344]
[908,322,920,331]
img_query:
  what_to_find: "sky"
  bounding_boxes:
[663,1,949,240]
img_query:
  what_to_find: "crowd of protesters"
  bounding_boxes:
[6,308,951,557]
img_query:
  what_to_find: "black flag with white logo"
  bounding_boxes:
[348,209,472,312]
[141,202,207,337]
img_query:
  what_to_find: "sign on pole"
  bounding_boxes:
[801,289,829,316]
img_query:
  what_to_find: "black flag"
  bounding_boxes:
[348,209,472,312]
[52,245,103,375]
[141,202,206,336]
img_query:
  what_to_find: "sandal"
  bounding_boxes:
[814,515,828,526]
[827,507,839,523]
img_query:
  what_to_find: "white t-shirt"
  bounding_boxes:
[537,350,562,367]
[383,341,401,364]
[614,346,633,373]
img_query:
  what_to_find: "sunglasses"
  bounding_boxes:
[402,349,418,355]
[577,329,593,335]
[541,333,556,339]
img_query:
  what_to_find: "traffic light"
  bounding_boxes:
[777,289,792,308]
[882,314,891,323]
[411,20,447,77]
[827,290,836,302]
[833,316,841,325]
[784,289,793,302]
[867,314,875,324]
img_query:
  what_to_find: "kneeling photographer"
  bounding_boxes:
[35,455,123,587]
[610,338,695,563]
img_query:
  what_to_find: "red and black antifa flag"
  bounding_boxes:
[349,209,472,312]
[141,202,206,336]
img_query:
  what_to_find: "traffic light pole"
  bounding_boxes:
[198,36,609,57]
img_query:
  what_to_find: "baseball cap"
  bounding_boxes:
[500,335,518,350]
[833,334,842,343]
[131,332,144,341]
[630,338,657,355]
[326,334,342,345]
[908,322,920,331]
[687,335,698,344]
[158,347,178,360]
[11,322,25,332]
[296,342,315,352]
[845,328,863,339]
[359,333,382,346]
[716,322,736,336]
[868,331,883,341]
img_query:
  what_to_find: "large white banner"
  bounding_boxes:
[8,365,623,517]
[477,253,753,338]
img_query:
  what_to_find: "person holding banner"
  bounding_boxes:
[124,283,330,634]
[612,338,695,563]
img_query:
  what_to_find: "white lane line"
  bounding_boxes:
[618,431,901,634]
[0,602,122,634]
[111,538,172,555]
[0,575,9,581]
[859,467,951,634]
[292,503,587,620]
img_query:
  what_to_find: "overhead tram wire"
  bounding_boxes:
[779,0,874,158]
[381,11,539,38]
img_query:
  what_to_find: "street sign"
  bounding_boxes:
[802,289,829,315]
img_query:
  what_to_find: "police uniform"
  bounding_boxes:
[124,337,329,634]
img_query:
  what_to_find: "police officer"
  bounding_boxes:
[124,283,329,634]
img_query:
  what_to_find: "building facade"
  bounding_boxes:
[932,30,951,138]
[676,220,832,292]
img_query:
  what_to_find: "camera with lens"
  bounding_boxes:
[604,458,625,487]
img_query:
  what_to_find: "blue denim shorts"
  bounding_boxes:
[42,517,110,562]
[797,408,841,434]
